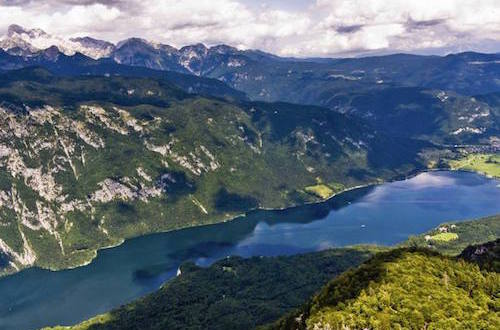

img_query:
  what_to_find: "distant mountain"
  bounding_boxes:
[2,25,500,98]
[110,37,273,76]
[0,24,114,59]
[112,37,187,73]
[0,49,248,101]
[325,86,500,145]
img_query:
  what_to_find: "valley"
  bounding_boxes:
[0,22,498,330]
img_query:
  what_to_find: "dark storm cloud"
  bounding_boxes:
[405,17,447,30]
[170,22,220,31]
[335,24,364,34]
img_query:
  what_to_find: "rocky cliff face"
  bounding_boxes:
[459,239,500,272]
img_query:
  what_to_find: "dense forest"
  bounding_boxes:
[271,245,499,330]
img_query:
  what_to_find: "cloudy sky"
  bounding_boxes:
[1,0,500,57]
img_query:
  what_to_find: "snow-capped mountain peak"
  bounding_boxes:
[1,24,115,59]
[7,24,47,39]
[0,25,252,74]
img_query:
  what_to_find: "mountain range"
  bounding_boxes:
[0,24,499,276]
[2,25,500,147]
[2,24,500,94]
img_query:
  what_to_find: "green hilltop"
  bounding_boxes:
[272,246,499,330]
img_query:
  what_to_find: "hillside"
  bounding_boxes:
[2,50,499,146]
[47,215,499,330]
[0,68,427,276]
[320,86,500,145]
[272,247,499,330]
[404,214,500,255]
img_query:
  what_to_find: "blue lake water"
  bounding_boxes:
[0,171,499,330]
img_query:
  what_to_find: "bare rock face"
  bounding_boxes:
[0,100,261,275]
[0,104,177,274]
[458,239,500,272]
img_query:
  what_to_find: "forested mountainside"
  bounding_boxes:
[0,67,428,276]
[49,215,500,330]
[316,86,500,145]
[2,49,500,146]
[271,245,499,330]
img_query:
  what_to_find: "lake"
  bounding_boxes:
[0,171,499,330]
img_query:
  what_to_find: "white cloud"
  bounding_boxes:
[0,0,499,57]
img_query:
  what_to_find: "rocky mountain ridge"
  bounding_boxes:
[0,24,258,74]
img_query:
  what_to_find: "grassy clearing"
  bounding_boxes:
[305,178,346,200]
[449,153,500,178]
[429,232,458,242]
[404,214,500,255]
[305,184,334,199]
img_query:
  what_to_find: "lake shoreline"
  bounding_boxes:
[0,167,494,279]
[2,169,500,330]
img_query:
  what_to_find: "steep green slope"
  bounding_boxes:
[323,87,500,145]
[0,68,427,275]
[272,247,499,330]
[48,215,499,330]
[4,52,500,145]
